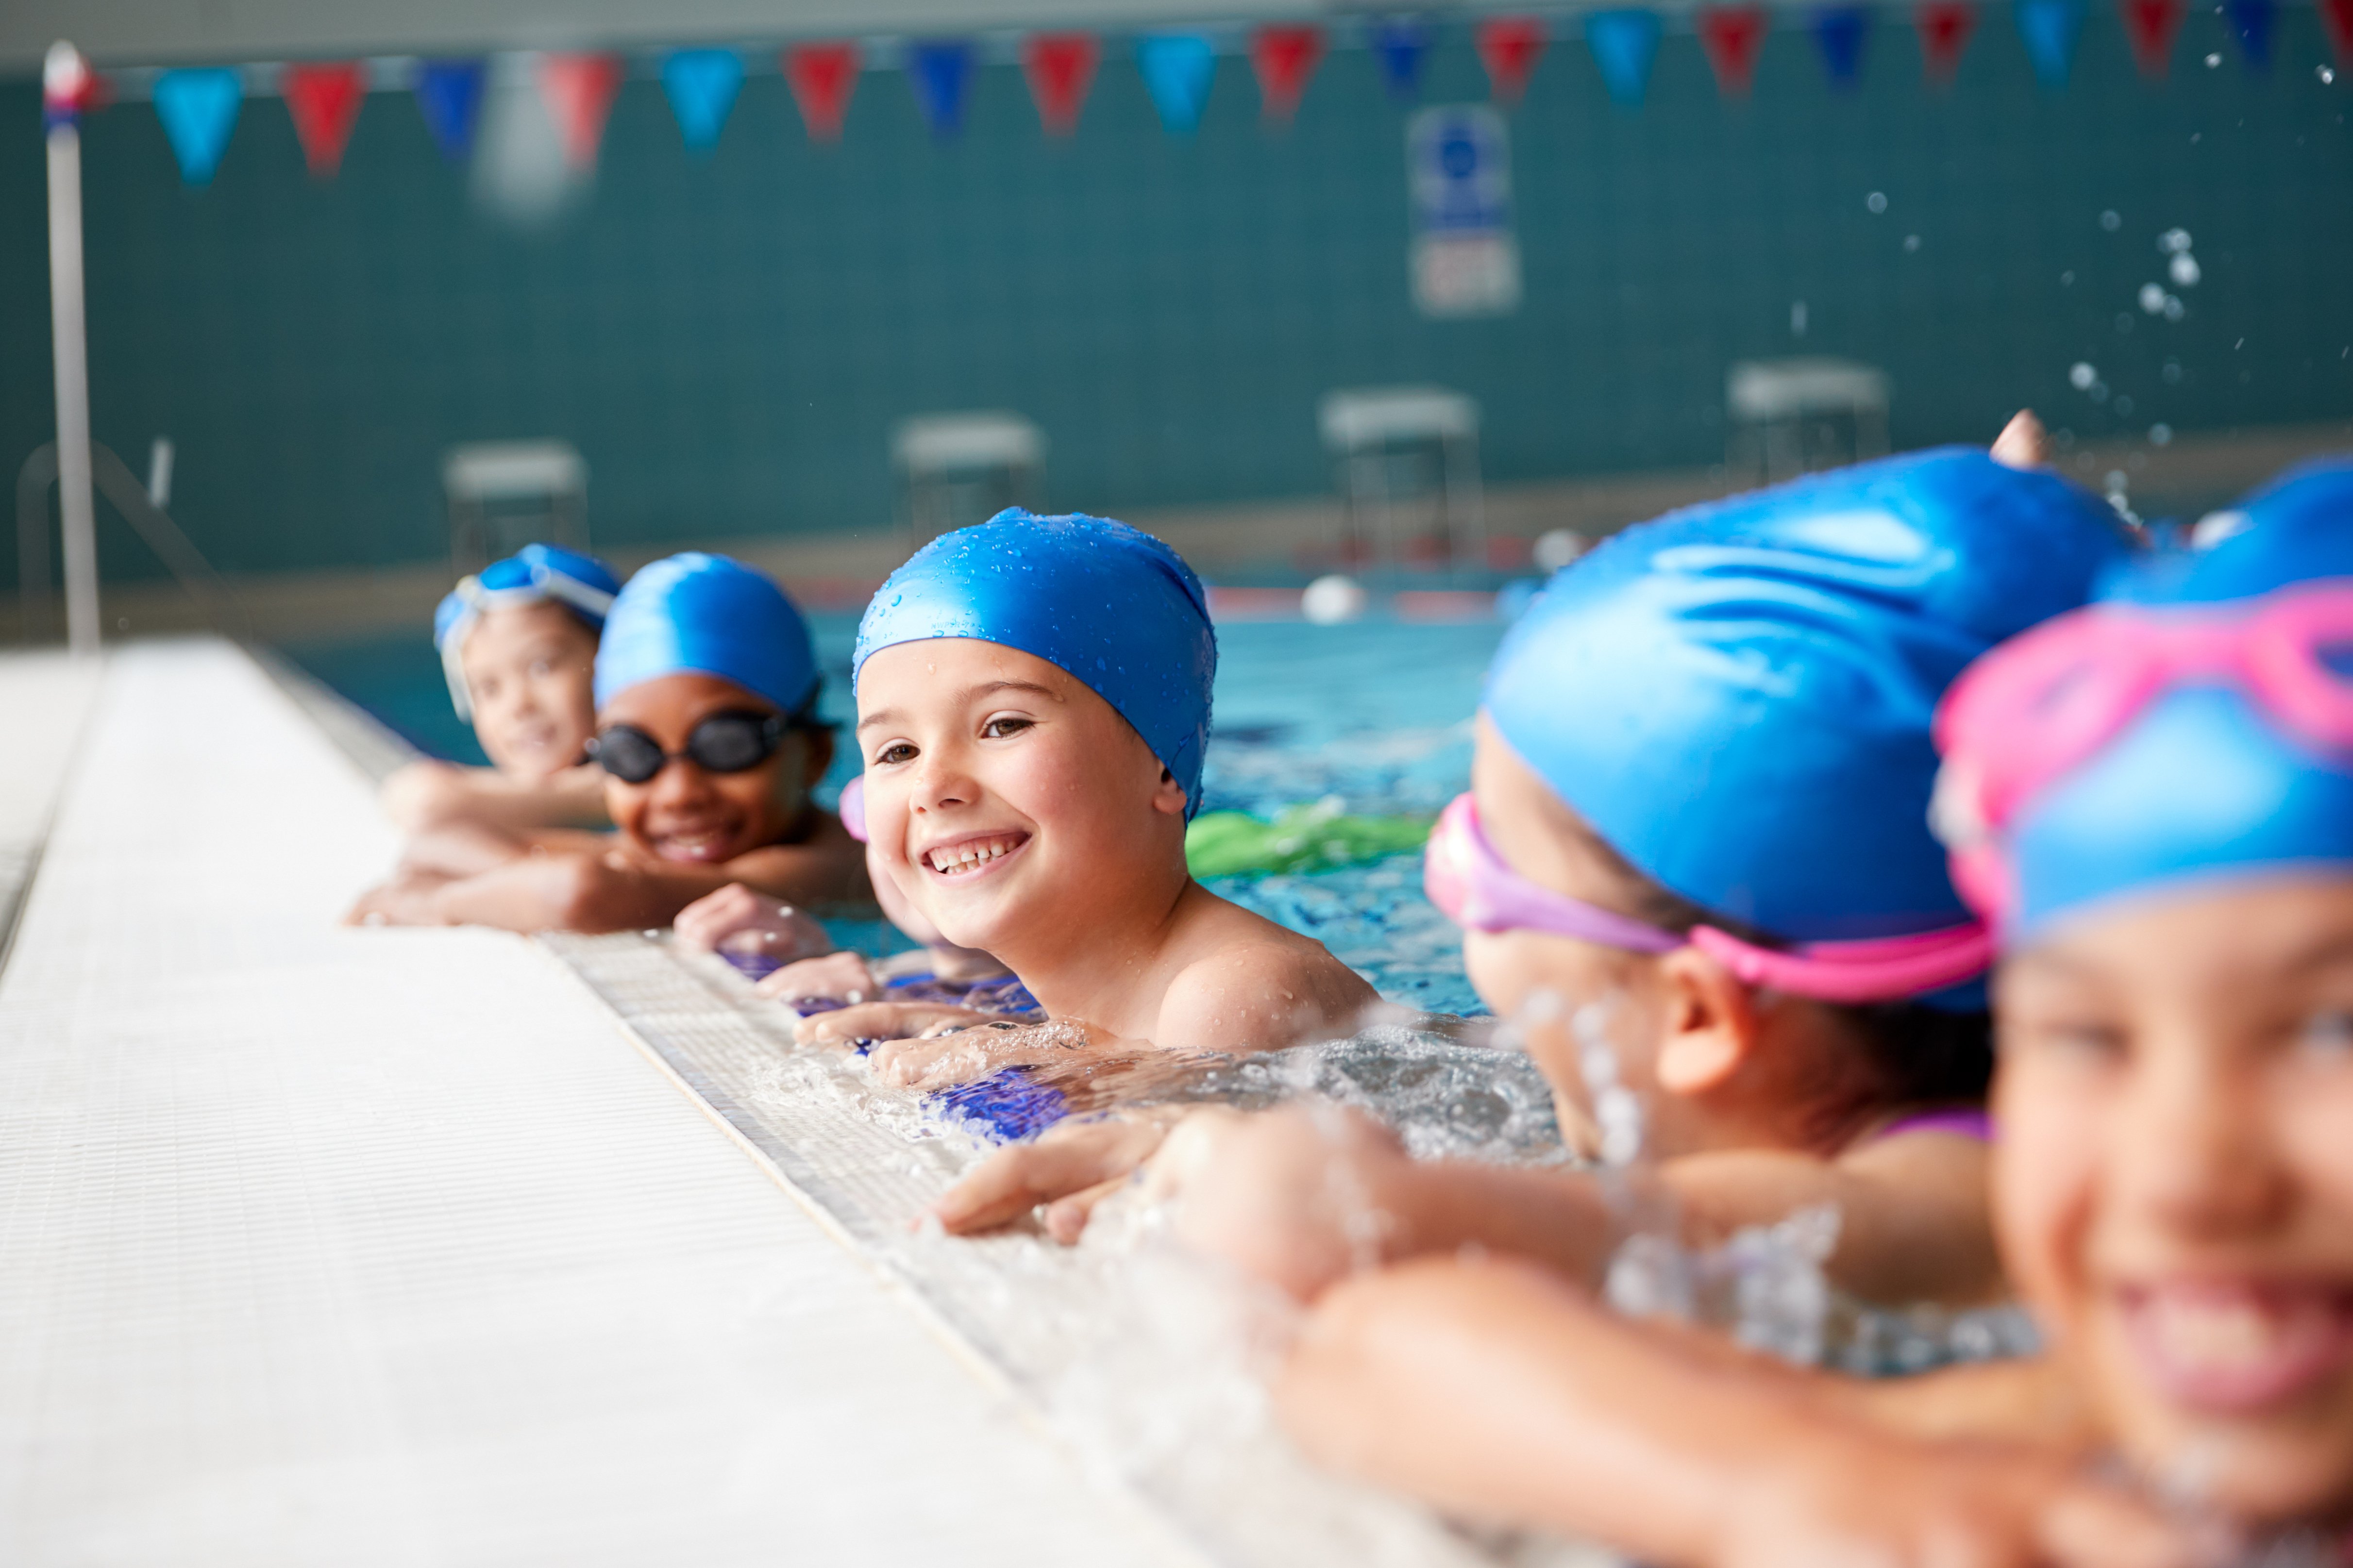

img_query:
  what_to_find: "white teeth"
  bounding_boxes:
[927,838,1015,873]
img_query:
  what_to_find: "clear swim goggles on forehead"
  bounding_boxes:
[437,559,617,721]
[1933,582,2353,913]
[1422,793,1993,1005]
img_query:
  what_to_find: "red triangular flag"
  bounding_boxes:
[538,52,623,167]
[1022,33,1099,135]
[1698,7,1770,95]
[283,62,366,177]
[2319,0,2353,57]
[1915,0,1978,81]
[1251,24,1325,123]
[1476,17,1550,103]
[783,41,860,142]
[2119,0,2186,75]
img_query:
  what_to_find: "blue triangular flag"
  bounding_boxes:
[414,58,485,162]
[663,49,743,151]
[1372,19,1430,101]
[908,40,973,138]
[1585,10,1664,105]
[2225,0,2274,66]
[1138,34,1217,134]
[1810,5,1872,85]
[153,67,243,185]
[2015,0,2085,85]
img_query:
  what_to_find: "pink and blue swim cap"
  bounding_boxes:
[595,552,821,717]
[434,542,621,719]
[1485,448,2126,970]
[1938,459,2353,940]
[854,510,1218,816]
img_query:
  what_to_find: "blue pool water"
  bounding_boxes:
[284,611,1504,1015]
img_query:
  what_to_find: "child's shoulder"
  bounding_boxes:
[1154,892,1378,1052]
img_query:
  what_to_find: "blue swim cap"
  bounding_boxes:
[1988,460,2353,937]
[435,542,620,719]
[854,510,1217,815]
[594,552,820,717]
[1487,448,2125,944]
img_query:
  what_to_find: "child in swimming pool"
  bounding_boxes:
[378,544,619,832]
[1268,462,2353,1566]
[347,552,870,932]
[803,509,1377,1086]
[940,450,2120,1318]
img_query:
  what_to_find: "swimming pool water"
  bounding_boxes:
[283,611,1504,1015]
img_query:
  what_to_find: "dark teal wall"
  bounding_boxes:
[3,13,2350,587]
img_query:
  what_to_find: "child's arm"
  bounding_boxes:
[711,818,877,913]
[380,760,610,833]
[1277,1254,2187,1568]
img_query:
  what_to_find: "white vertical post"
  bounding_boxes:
[46,41,100,656]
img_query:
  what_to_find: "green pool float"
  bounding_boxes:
[1185,797,1434,880]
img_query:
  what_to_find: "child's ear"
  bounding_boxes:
[1650,946,1760,1096]
[1151,765,1188,817]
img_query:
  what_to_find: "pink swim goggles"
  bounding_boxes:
[1423,793,1992,1004]
[1933,581,2353,917]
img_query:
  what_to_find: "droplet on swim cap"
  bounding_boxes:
[854,509,1218,815]
[595,552,820,716]
[1486,447,2126,942]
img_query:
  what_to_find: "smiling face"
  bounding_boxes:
[458,602,600,781]
[597,672,830,865]
[1995,874,2353,1523]
[854,638,1188,962]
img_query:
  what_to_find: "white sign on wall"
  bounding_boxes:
[1407,105,1521,319]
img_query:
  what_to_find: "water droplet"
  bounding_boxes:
[1866,190,1888,213]
[2162,358,2184,384]
[2169,252,2202,287]
[2069,362,2098,389]
[2060,269,2076,286]
[1903,234,1921,252]
[2139,282,2168,314]
[2319,64,2336,83]
[2163,294,2185,321]
[2158,227,2193,252]
[2205,51,2222,66]
[2149,422,2174,446]
[2100,208,2123,231]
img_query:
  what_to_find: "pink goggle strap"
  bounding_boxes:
[1425,794,1991,1004]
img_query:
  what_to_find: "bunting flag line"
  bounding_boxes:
[2016,0,2085,85]
[1476,17,1550,102]
[2326,0,2353,60]
[1138,33,1217,134]
[538,52,623,168]
[1251,24,1326,123]
[1915,0,1977,82]
[783,42,860,142]
[663,49,743,151]
[908,39,974,138]
[1372,19,1430,100]
[2224,0,2274,66]
[153,67,243,185]
[1812,5,1872,86]
[1698,7,1770,96]
[2120,0,2187,77]
[1023,32,1100,135]
[414,58,486,161]
[1585,10,1664,104]
[283,61,366,177]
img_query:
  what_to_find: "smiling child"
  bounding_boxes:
[812,510,1376,1085]
[379,544,619,832]
[347,552,869,931]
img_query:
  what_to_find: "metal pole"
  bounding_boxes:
[46,42,100,656]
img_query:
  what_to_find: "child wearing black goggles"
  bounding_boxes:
[349,553,874,934]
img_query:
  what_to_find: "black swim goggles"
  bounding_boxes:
[588,710,786,785]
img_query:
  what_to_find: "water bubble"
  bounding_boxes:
[2150,422,2173,446]
[1301,575,1367,625]
[2169,252,2202,287]
[2089,380,2110,403]
[2205,51,2222,66]
[1903,234,1921,252]
[1866,190,1888,213]
[2162,358,2184,384]
[2060,269,2076,286]
[2159,227,2193,252]
[2139,282,2168,314]
[2069,361,2098,389]
[2163,294,2185,321]
[2321,65,2336,83]
[2100,208,2123,231]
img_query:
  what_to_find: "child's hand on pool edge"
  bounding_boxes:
[863,1017,1129,1091]
[673,884,834,964]
[931,1106,1192,1239]
[1168,1101,1413,1302]
[794,1000,993,1050]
